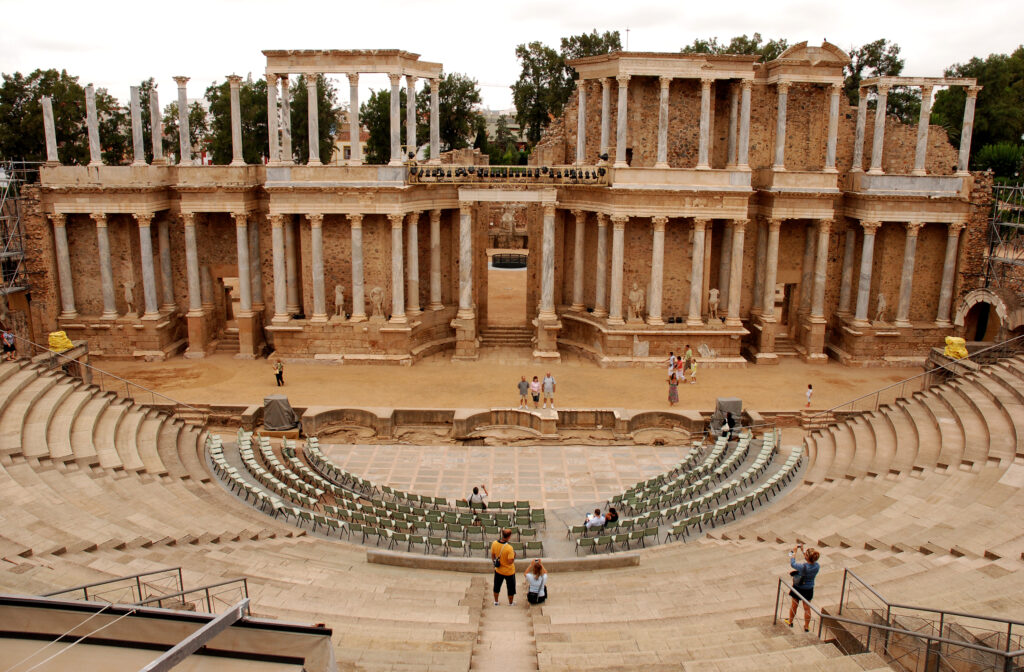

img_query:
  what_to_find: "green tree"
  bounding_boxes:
[494,114,516,151]
[843,39,919,124]
[205,77,268,165]
[561,29,622,79]
[288,74,339,163]
[95,89,129,165]
[0,69,88,163]
[162,100,209,162]
[360,87,406,165]
[931,47,1024,162]
[680,33,788,61]
[973,142,1024,178]
[416,72,484,153]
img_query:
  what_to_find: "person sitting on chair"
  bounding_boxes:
[584,508,606,530]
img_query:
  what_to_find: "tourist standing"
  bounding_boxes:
[666,352,677,376]
[542,372,556,409]
[517,376,529,409]
[525,559,548,605]
[529,376,541,409]
[806,384,813,408]
[273,360,284,386]
[491,528,517,606]
[785,544,821,632]
[668,371,679,406]
[1,328,15,362]
[689,359,698,385]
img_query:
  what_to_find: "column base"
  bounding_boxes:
[824,166,838,173]
[349,313,367,323]
[230,159,246,167]
[910,169,927,176]
[607,316,625,326]
[955,170,970,177]
[101,311,119,320]
[772,164,786,171]
[388,159,403,167]
[407,307,422,316]
[307,160,323,167]
[160,304,177,313]
[686,317,703,327]
[592,308,608,318]
[696,163,710,170]
[538,309,557,321]
[867,168,884,176]
[142,311,161,321]
[934,319,952,328]
[131,160,147,167]
[570,303,585,312]
[285,304,301,315]
[725,316,742,327]
[59,311,79,320]
[894,319,912,328]
[429,303,444,311]
[389,315,408,324]
[647,317,664,326]
[310,314,329,323]
[850,318,871,328]
[613,161,628,169]
[654,162,669,169]
[457,309,475,321]
[348,159,364,166]
[271,314,291,324]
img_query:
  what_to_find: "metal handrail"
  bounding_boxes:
[135,578,249,614]
[41,567,183,599]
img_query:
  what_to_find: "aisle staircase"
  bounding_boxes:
[480,325,534,348]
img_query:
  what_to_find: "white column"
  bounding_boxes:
[655,76,671,168]
[599,79,611,163]
[270,215,288,322]
[726,219,746,326]
[911,85,933,175]
[614,75,630,168]
[429,209,442,309]
[428,77,440,164]
[406,211,421,315]
[406,75,417,160]
[306,75,321,165]
[42,96,59,165]
[811,220,831,318]
[182,213,202,314]
[868,84,890,175]
[799,224,815,313]
[457,205,474,319]
[150,87,165,164]
[227,75,245,166]
[350,214,366,321]
[308,213,326,321]
[571,210,586,310]
[234,213,252,313]
[280,76,293,165]
[594,213,608,317]
[737,80,752,169]
[752,220,766,313]
[825,83,841,171]
[727,83,739,166]
[346,73,361,165]
[608,216,626,324]
[388,73,403,166]
[249,216,263,311]
[389,214,406,323]
[135,212,159,317]
[687,219,708,325]
[895,222,923,326]
[838,226,857,314]
[854,221,881,323]
[762,219,782,318]
[773,81,790,170]
[851,87,868,172]
[130,86,146,166]
[539,205,557,320]
[648,217,667,325]
[284,216,300,314]
[49,214,77,317]
[158,217,175,310]
[266,74,280,164]
[936,223,965,324]
[173,77,191,164]
[718,223,733,313]
[576,80,587,165]
[697,78,713,169]
[957,86,981,175]
[92,213,117,318]
[85,84,102,166]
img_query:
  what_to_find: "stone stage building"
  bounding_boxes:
[24,44,989,366]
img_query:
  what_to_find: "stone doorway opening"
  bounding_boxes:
[964,301,1002,341]
[485,249,528,327]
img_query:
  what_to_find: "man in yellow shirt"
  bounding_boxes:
[490,528,516,606]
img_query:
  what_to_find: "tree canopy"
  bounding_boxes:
[288,74,339,164]
[416,72,484,153]
[843,38,919,124]
[205,77,268,165]
[680,33,789,62]
[161,99,209,161]
[360,86,406,165]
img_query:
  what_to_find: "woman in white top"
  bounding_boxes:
[525,559,548,604]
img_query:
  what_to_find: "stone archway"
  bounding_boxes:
[953,287,1023,341]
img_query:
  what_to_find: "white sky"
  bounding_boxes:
[1,0,1020,112]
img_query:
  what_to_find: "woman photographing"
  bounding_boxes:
[785,544,820,632]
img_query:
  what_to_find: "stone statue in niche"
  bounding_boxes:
[334,285,345,318]
[123,281,136,316]
[708,287,721,322]
[627,282,645,322]
[874,292,888,324]
[369,286,386,321]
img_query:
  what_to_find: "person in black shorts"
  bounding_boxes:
[785,544,820,632]
[1,329,16,361]
[490,528,516,606]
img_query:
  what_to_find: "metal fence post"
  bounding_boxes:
[773,580,781,625]
[839,570,848,615]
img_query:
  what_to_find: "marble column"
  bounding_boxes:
[614,75,630,168]
[92,213,117,318]
[306,76,321,165]
[936,222,965,324]
[825,83,841,171]
[576,81,587,165]
[42,96,59,165]
[894,222,923,326]
[868,84,890,175]
[599,79,611,163]
[799,224,816,313]
[150,86,164,165]
[165,223,187,306]
[726,219,746,326]
[957,86,981,175]
[429,209,443,309]
[270,215,288,322]
[135,212,159,317]
[837,226,857,314]
[727,83,739,166]
[428,78,440,164]
[227,75,245,166]
[182,213,202,314]
[571,210,586,310]
[85,84,102,166]
[687,219,708,325]
[854,221,881,323]
[130,86,146,165]
[248,219,263,311]
[350,214,366,321]
[280,76,294,165]
[406,211,421,315]
[49,214,77,317]
[173,77,191,164]
[389,214,406,323]
[594,214,609,317]
[762,219,782,318]
[655,76,671,168]
[697,78,714,169]
[347,73,361,165]
[457,205,473,319]
[405,75,417,160]
[388,73,403,166]
[737,81,752,169]
[851,87,868,172]
[773,81,790,170]
[284,216,300,314]
[234,213,252,313]
[608,215,627,324]
[200,265,214,310]
[752,220,766,313]
[266,74,280,164]
[539,205,558,320]
[912,85,933,175]
[811,220,831,318]
[309,213,326,321]
[648,217,667,325]
[718,223,733,314]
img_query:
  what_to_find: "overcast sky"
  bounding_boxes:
[1,0,1020,111]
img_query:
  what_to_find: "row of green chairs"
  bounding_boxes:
[574,527,660,554]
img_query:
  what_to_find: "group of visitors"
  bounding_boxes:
[490,528,548,606]
[666,346,697,405]
[583,506,618,529]
[517,373,556,409]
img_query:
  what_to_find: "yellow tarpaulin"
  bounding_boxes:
[48,331,73,353]
[944,336,968,359]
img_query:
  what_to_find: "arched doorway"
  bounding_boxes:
[963,301,1001,341]
[954,287,1023,343]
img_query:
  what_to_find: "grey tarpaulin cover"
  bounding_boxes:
[710,397,742,434]
[263,395,299,431]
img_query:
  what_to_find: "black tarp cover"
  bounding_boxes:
[264,395,299,431]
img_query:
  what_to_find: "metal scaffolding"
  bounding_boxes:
[987,183,1024,295]
[0,161,38,296]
